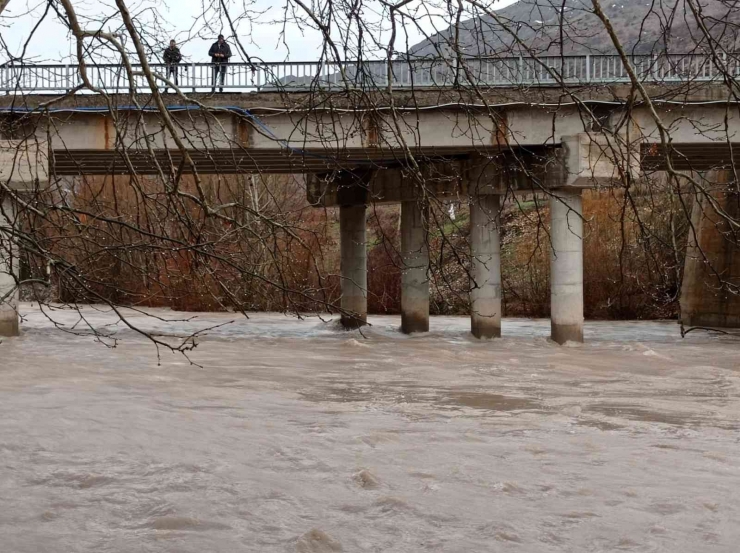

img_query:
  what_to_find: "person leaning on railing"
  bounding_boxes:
[208,34,232,93]
[163,39,182,93]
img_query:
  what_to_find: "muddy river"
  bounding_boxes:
[1,304,738,551]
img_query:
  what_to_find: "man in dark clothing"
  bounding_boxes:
[163,39,182,93]
[208,34,232,92]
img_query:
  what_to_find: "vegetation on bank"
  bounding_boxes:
[26,174,687,320]
[361,184,686,320]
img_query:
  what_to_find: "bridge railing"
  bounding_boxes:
[1,54,738,93]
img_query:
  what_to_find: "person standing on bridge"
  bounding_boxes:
[163,39,182,93]
[209,34,232,93]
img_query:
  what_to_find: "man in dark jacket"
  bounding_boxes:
[208,34,232,92]
[163,39,182,93]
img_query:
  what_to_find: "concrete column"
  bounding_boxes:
[339,204,367,329]
[470,195,502,338]
[401,200,429,333]
[0,196,19,337]
[550,189,584,344]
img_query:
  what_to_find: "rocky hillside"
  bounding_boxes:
[409,0,740,56]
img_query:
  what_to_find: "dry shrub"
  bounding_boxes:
[30,172,338,313]
[501,185,685,319]
[582,184,685,319]
[366,204,402,313]
[31,171,685,320]
[428,201,472,315]
[500,196,551,317]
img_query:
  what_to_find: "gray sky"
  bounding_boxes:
[0,0,515,64]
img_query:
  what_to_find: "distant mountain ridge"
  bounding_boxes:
[409,0,740,57]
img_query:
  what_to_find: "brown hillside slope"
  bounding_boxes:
[409,0,740,57]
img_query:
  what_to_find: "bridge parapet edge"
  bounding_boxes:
[0,83,735,112]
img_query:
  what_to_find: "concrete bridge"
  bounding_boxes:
[2,55,740,340]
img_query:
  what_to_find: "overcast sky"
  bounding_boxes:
[0,0,516,64]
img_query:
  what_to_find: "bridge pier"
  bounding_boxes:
[470,195,502,338]
[401,200,430,333]
[0,196,19,337]
[339,204,368,329]
[550,189,584,344]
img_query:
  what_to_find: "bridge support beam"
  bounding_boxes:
[470,195,502,338]
[550,189,584,344]
[0,196,19,337]
[339,204,368,329]
[401,200,429,333]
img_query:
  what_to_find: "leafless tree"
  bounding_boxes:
[1,0,738,353]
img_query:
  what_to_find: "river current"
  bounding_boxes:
[1,304,738,552]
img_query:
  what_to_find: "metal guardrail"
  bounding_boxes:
[1,54,739,93]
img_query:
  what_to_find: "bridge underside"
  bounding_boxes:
[50,142,740,178]
[641,143,740,171]
[49,145,554,176]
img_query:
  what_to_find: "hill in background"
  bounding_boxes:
[409,0,740,56]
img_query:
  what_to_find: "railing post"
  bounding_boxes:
[651,53,658,82]
[585,54,590,83]
[519,55,523,84]
[191,63,196,93]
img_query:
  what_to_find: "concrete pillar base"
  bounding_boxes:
[340,314,367,329]
[550,189,584,345]
[471,318,501,339]
[339,205,368,329]
[470,195,502,339]
[401,200,429,334]
[0,316,19,337]
[401,311,429,334]
[1,197,19,337]
[551,322,583,345]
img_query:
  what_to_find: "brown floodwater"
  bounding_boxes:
[0,304,739,552]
